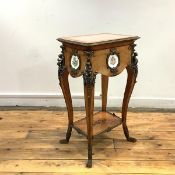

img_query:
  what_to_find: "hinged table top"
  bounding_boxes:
[57,33,139,46]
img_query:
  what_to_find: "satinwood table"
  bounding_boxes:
[57,33,140,168]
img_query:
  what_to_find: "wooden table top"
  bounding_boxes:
[57,33,139,46]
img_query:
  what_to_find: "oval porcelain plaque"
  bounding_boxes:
[108,54,119,69]
[71,55,80,70]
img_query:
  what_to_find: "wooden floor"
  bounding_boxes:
[0,109,175,174]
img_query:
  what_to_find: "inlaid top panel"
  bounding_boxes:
[57,33,139,46]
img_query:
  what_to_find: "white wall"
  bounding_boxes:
[0,0,175,108]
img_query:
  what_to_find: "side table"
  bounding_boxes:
[57,33,140,168]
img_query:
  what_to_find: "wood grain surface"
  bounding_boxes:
[64,45,132,77]
[0,109,174,174]
[57,33,139,46]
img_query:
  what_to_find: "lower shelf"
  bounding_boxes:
[73,111,122,137]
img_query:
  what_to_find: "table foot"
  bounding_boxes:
[86,159,92,168]
[59,139,69,144]
[59,125,72,144]
[127,137,137,143]
[123,124,137,143]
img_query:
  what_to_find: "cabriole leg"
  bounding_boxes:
[101,75,109,111]
[59,70,73,144]
[58,45,73,144]
[122,44,138,143]
[84,86,94,168]
[83,50,96,168]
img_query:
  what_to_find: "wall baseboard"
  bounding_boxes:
[0,93,175,109]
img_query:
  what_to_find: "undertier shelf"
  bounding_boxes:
[73,111,122,137]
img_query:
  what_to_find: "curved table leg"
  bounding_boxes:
[101,75,109,111]
[59,69,73,144]
[84,85,94,168]
[122,66,137,143]
[83,50,96,168]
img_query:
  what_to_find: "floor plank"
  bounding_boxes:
[0,109,174,174]
[0,160,174,174]
[0,148,174,160]
[0,173,172,175]
[0,138,175,149]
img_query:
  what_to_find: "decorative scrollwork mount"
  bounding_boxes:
[129,43,138,77]
[83,50,96,87]
[57,45,65,77]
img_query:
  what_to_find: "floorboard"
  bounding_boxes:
[0,109,174,174]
